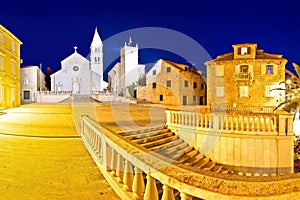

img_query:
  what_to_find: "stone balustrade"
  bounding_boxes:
[166,110,293,136]
[80,115,300,199]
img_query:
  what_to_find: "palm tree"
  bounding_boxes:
[274,63,300,113]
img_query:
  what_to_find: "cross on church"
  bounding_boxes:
[74,46,78,52]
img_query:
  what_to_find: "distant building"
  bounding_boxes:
[51,28,107,95]
[108,38,145,96]
[20,66,45,104]
[205,43,287,108]
[140,59,206,106]
[0,24,22,109]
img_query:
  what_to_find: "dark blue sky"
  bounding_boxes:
[1,0,300,79]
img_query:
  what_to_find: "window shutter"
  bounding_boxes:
[238,47,241,55]
[273,65,278,75]
[235,65,240,74]
[265,86,270,97]
[261,64,266,74]
[247,47,251,54]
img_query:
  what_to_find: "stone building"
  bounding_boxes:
[108,38,145,96]
[0,24,22,109]
[205,43,287,109]
[20,65,45,104]
[140,59,206,106]
[51,28,107,95]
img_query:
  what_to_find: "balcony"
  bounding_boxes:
[234,72,253,84]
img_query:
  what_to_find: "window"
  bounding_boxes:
[266,65,273,74]
[152,82,156,88]
[240,65,248,73]
[265,86,276,97]
[11,88,16,101]
[23,70,28,75]
[159,94,163,101]
[11,40,16,53]
[11,62,16,76]
[0,84,3,102]
[24,79,29,85]
[201,83,204,89]
[153,70,156,75]
[216,86,224,97]
[239,86,249,97]
[216,65,224,76]
[0,56,4,71]
[166,80,171,87]
[239,47,250,55]
[23,90,30,100]
[166,67,171,73]
[193,95,197,102]
[184,80,188,87]
[193,82,197,88]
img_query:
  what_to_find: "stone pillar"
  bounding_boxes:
[144,174,159,200]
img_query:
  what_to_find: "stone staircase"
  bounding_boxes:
[119,126,233,175]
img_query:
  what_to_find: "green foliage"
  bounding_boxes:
[127,82,136,98]
[137,75,146,86]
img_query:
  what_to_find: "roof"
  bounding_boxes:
[0,24,22,44]
[91,27,102,47]
[212,49,285,62]
[160,59,203,76]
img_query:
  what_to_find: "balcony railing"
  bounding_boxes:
[234,72,252,80]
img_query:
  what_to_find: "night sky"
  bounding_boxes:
[1,0,300,80]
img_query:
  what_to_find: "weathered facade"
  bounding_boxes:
[0,24,22,109]
[205,43,287,109]
[20,66,45,104]
[140,59,206,106]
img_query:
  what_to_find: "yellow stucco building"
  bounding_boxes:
[0,24,22,109]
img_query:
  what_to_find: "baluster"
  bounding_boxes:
[132,167,145,200]
[161,184,175,200]
[240,116,244,130]
[200,114,203,128]
[196,113,199,127]
[236,116,239,131]
[230,116,234,130]
[245,116,249,131]
[144,174,159,200]
[178,112,181,125]
[189,113,192,126]
[257,117,260,131]
[262,117,266,132]
[123,159,134,191]
[204,115,208,128]
[116,154,124,183]
[110,149,117,176]
[251,117,255,131]
[180,192,192,200]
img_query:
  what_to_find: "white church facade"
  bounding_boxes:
[51,28,107,95]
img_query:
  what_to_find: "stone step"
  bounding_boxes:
[193,157,210,167]
[149,138,183,151]
[157,142,189,155]
[177,149,199,163]
[203,161,216,170]
[123,128,170,140]
[132,131,174,144]
[141,135,178,149]
[119,126,166,136]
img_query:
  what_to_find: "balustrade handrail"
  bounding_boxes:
[80,115,300,199]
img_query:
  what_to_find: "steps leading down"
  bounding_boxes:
[119,126,233,175]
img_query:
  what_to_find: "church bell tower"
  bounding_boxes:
[90,27,104,90]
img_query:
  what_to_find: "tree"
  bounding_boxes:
[45,67,52,91]
[274,63,300,113]
[127,82,136,98]
[137,74,146,86]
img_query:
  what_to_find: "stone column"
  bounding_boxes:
[144,174,159,200]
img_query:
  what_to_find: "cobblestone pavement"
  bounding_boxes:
[0,104,119,200]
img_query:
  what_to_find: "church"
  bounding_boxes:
[51,28,107,95]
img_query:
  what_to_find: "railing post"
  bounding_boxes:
[132,167,145,200]
[161,184,175,200]
[180,192,192,200]
[123,159,134,191]
[116,153,124,183]
[166,110,171,126]
[144,174,159,200]
[110,149,117,177]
